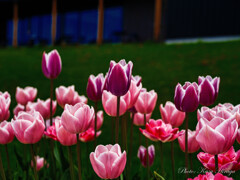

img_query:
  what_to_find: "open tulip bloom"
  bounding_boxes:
[188,172,233,180]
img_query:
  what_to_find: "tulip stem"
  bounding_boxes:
[76,134,82,180]
[67,146,75,180]
[144,114,149,180]
[50,78,54,126]
[115,96,120,143]
[94,101,98,148]
[112,117,115,144]
[215,154,218,173]
[185,112,189,179]
[171,141,175,180]
[0,146,6,180]
[30,144,38,180]
[5,145,11,179]
[159,142,164,176]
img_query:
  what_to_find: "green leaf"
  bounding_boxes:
[154,171,165,180]
[120,174,124,180]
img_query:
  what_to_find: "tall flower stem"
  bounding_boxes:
[5,145,11,179]
[67,146,75,180]
[0,146,6,180]
[171,141,175,180]
[144,113,149,180]
[185,112,189,179]
[123,113,128,179]
[111,117,115,144]
[76,134,82,180]
[50,79,54,126]
[94,101,98,148]
[215,154,218,173]
[159,142,164,176]
[30,144,38,180]
[115,96,120,143]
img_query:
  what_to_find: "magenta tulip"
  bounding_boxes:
[188,172,233,180]
[90,144,126,179]
[44,122,57,141]
[0,121,14,144]
[198,75,220,106]
[174,82,199,112]
[178,130,200,153]
[26,98,57,120]
[0,92,10,121]
[106,59,133,96]
[90,110,104,130]
[196,118,238,155]
[86,73,105,102]
[55,118,77,146]
[79,128,101,142]
[197,146,240,172]
[31,156,48,171]
[11,110,45,144]
[15,87,37,106]
[102,90,130,117]
[42,49,62,79]
[13,104,25,116]
[137,145,155,167]
[133,112,152,126]
[135,89,158,114]
[140,119,182,142]
[61,102,94,134]
[160,101,185,127]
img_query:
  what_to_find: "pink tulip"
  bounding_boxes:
[178,130,200,153]
[90,110,104,130]
[61,102,94,134]
[13,104,25,116]
[55,118,77,146]
[188,172,233,180]
[137,145,155,167]
[133,112,152,126]
[56,85,87,108]
[0,92,11,121]
[0,121,14,144]
[160,101,185,127]
[15,87,37,105]
[197,146,240,172]
[79,128,101,142]
[11,110,45,144]
[45,116,58,129]
[196,118,238,155]
[102,90,130,117]
[31,156,48,171]
[44,122,57,141]
[90,144,126,179]
[135,89,158,114]
[140,119,182,142]
[237,128,240,144]
[26,98,57,119]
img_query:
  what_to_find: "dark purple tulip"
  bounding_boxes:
[137,145,155,167]
[86,73,105,102]
[174,82,199,112]
[198,75,220,106]
[106,59,133,96]
[42,49,62,79]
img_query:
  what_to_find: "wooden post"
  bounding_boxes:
[97,0,104,45]
[153,0,162,41]
[51,0,57,45]
[12,2,18,47]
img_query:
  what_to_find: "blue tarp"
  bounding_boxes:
[6,6,123,46]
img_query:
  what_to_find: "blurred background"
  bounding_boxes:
[0,0,240,180]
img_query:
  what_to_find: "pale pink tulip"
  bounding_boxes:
[61,102,94,134]
[196,118,238,155]
[0,92,11,121]
[55,118,77,146]
[79,128,101,142]
[11,110,45,144]
[0,121,14,144]
[90,110,104,130]
[102,90,130,117]
[133,112,151,126]
[90,144,126,179]
[15,87,37,105]
[31,156,48,171]
[178,130,200,153]
[13,104,25,116]
[135,89,157,114]
[26,98,57,119]
[160,101,185,127]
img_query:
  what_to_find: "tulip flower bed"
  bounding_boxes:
[0,41,240,180]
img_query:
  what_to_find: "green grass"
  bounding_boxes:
[0,41,240,179]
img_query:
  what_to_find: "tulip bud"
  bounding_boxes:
[174,82,199,112]
[42,49,62,79]
[31,156,49,171]
[0,92,11,121]
[178,130,200,153]
[137,145,155,167]
[87,73,105,102]
[15,87,37,106]
[106,59,133,96]
[198,75,220,106]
